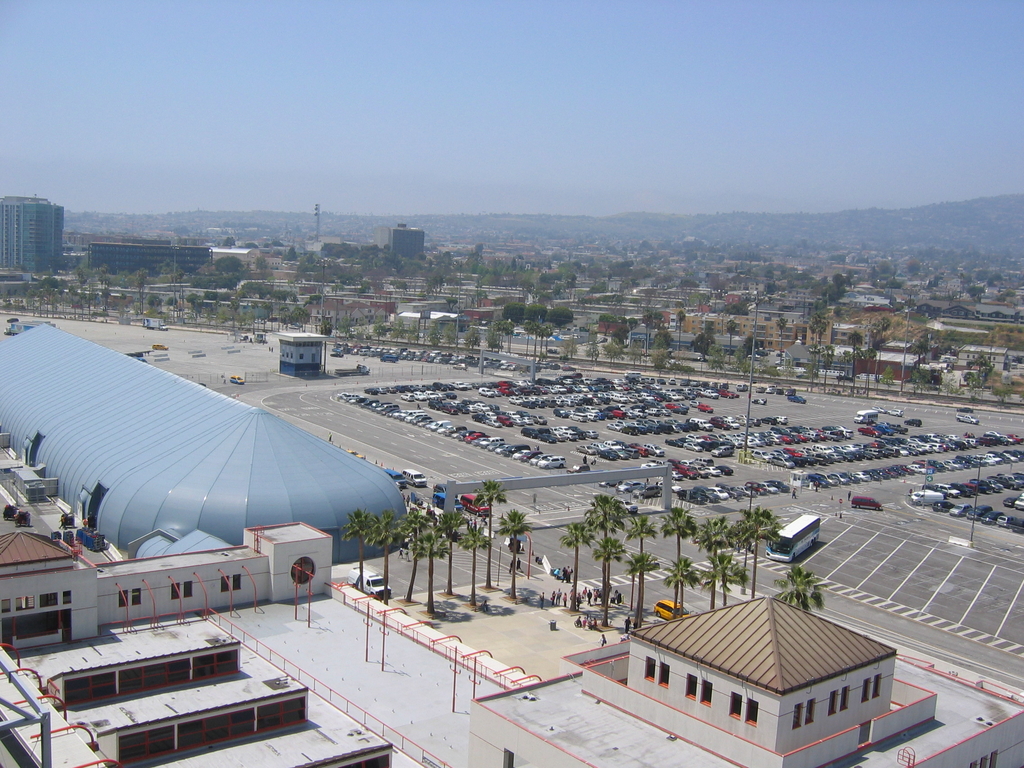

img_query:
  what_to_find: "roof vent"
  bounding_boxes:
[975,716,995,727]
[263,677,291,690]
[205,637,232,646]
[520,693,538,702]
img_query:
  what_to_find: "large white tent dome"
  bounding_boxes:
[0,325,404,560]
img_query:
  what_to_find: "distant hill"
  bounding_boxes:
[66,194,1024,253]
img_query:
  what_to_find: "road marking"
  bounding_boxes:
[826,531,882,580]
[959,564,997,626]
[922,555,965,613]
[887,546,935,601]
[803,523,854,565]
[996,573,1024,638]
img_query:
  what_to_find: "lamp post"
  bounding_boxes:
[970,460,982,544]
[741,296,760,460]
[899,302,911,395]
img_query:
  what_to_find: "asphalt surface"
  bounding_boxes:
[10,316,1024,688]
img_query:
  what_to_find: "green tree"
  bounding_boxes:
[412,529,449,617]
[880,367,896,389]
[592,536,626,628]
[476,480,508,590]
[661,507,697,563]
[401,508,432,603]
[464,326,481,349]
[703,552,740,610]
[587,338,600,363]
[502,302,526,324]
[693,516,731,559]
[459,527,489,608]
[741,506,782,599]
[547,306,574,327]
[664,557,702,618]
[563,336,578,360]
[340,508,375,599]
[626,551,660,629]
[603,339,625,363]
[559,522,594,612]
[773,565,826,611]
[497,509,531,601]
[436,510,465,596]
[651,349,670,370]
[366,509,402,605]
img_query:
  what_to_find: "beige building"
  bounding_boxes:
[470,598,1023,768]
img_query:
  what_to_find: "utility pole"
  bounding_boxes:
[314,204,321,243]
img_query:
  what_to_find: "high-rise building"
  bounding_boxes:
[0,196,65,272]
[374,223,425,260]
[89,240,212,274]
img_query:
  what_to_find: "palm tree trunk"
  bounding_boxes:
[634,572,644,628]
[751,540,760,599]
[358,538,365,590]
[445,547,454,595]
[406,557,419,603]
[709,575,717,611]
[382,545,391,605]
[602,563,611,627]
[485,520,494,589]
[510,554,518,601]
[470,551,478,607]
[427,558,435,615]
[571,547,580,611]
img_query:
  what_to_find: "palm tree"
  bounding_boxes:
[592,536,626,628]
[436,510,465,596]
[412,529,449,617]
[741,505,782,599]
[693,516,731,559]
[720,557,749,607]
[366,509,402,605]
[774,565,826,612]
[626,552,660,629]
[476,480,508,590]
[401,508,431,603]
[559,522,594,611]
[625,515,658,609]
[585,494,627,540]
[776,316,788,346]
[459,527,489,608]
[661,507,697,563]
[725,318,739,353]
[497,510,531,601]
[821,345,836,390]
[340,508,374,596]
[703,552,739,610]
[664,557,702,617]
[808,312,829,346]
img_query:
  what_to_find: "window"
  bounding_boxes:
[840,685,849,711]
[15,596,35,611]
[793,702,803,729]
[193,649,239,678]
[39,592,58,608]
[118,726,175,762]
[700,679,713,705]
[233,574,242,590]
[62,590,72,605]
[871,674,881,699]
[221,576,230,592]
[730,692,743,718]
[686,674,698,699]
[64,672,116,704]
[171,581,193,600]
[805,697,815,724]
[119,659,191,693]
[861,678,871,702]
[177,710,252,749]
[503,749,515,768]
[255,697,306,731]
[1,599,9,613]
[644,657,656,681]
[745,698,759,725]
[828,690,838,716]
[221,575,243,592]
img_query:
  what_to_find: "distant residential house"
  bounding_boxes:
[310,298,387,327]
[915,300,1020,324]
[958,344,1009,372]
[974,304,1020,322]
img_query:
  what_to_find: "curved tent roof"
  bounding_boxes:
[0,325,404,559]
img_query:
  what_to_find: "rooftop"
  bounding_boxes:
[631,597,896,695]
[0,531,73,567]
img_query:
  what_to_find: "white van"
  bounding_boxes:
[854,410,880,424]
[347,568,390,599]
[909,490,944,506]
[401,469,428,487]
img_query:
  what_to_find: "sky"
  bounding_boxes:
[1,1,1022,217]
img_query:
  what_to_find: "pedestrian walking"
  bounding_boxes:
[600,634,607,647]
[792,488,797,499]
[540,594,545,609]
[624,616,632,634]
[847,490,852,501]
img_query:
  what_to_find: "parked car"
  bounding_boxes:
[653,600,688,620]
[851,496,883,510]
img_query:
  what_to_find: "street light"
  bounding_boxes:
[899,302,911,395]
[741,295,760,460]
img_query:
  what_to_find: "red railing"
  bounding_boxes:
[202,610,453,768]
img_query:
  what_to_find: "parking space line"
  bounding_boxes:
[996,574,1024,638]
[855,541,906,590]
[959,565,997,626]
[922,555,965,613]
[888,547,935,601]
[826,531,882,580]
[803,523,854,565]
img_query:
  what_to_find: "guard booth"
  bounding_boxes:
[274,332,329,377]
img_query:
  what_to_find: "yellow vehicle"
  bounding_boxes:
[345,449,366,460]
[653,599,689,621]
[229,375,245,385]
[151,344,168,351]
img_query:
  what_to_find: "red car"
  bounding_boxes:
[627,443,650,457]
[697,403,715,413]
[858,426,880,437]
[718,390,739,399]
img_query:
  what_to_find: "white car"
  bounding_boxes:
[640,460,666,469]
[452,382,471,390]
[537,456,566,469]
[642,444,666,457]
[956,413,980,424]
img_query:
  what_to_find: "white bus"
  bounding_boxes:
[765,514,821,562]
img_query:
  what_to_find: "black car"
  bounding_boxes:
[904,418,923,427]
[932,500,956,513]
[1004,495,1022,508]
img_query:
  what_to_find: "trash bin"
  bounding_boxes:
[549,620,557,631]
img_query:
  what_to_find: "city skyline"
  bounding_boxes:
[2,1,1022,217]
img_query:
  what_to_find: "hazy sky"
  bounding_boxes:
[2,1,1022,216]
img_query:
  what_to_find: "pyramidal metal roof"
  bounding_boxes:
[0,325,405,555]
[631,597,896,695]
[0,531,72,567]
